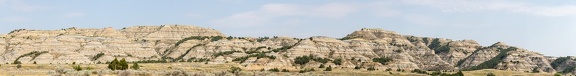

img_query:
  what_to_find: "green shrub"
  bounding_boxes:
[12,60,21,64]
[299,68,315,73]
[333,58,342,65]
[411,69,427,74]
[73,65,83,71]
[468,47,516,70]
[131,63,140,70]
[561,66,576,74]
[271,46,293,52]
[229,67,242,74]
[233,52,276,63]
[295,56,311,65]
[319,64,325,68]
[294,55,331,65]
[551,57,569,69]
[268,68,280,72]
[92,52,105,60]
[324,66,332,71]
[367,67,376,71]
[16,64,21,68]
[313,58,331,64]
[281,69,289,72]
[213,51,239,57]
[108,58,129,70]
[372,57,393,65]
[554,73,563,76]
[354,66,361,69]
[487,72,496,76]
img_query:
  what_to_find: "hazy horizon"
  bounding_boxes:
[1,0,575,56]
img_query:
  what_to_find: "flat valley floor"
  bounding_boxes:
[0,63,557,76]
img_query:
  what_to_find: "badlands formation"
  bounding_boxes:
[0,24,574,74]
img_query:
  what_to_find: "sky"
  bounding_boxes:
[0,0,575,56]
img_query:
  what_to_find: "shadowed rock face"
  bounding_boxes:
[0,25,571,74]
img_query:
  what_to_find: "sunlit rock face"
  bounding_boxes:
[0,25,567,74]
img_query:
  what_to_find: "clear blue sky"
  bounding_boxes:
[1,0,575,56]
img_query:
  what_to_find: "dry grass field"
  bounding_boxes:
[0,63,559,76]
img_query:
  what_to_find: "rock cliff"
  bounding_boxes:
[0,25,573,74]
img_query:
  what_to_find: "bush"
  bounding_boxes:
[281,69,289,72]
[131,63,140,70]
[228,67,242,74]
[294,55,331,65]
[268,68,280,72]
[386,68,392,71]
[372,57,393,65]
[233,52,276,63]
[367,67,376,71]
[324,66,332,71]
[532,67,540,73]
[12,60,21,64]
[354,66,361,69]
[319,64,325,68]
[271,46,293,52]
[294,56,311,65]
[554,73,562,76]
[314,58,331,64]
[108,58,129,70]
[551,56,569,68]
[299,68,315,73]
[455,71,464,76]
[73,65,83,71]
[92,52,105,60]
[487,72,496,76]
[333,58,342,65]
[468,47,516,70]
[16,64,21,68]
[411,69,427,74]
[213,51,239,57]
[561,66,576,74]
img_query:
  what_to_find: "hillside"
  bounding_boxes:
[0,24,574,75]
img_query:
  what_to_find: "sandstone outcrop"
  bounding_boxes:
[0,25,571,74]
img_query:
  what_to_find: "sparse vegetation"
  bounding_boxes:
[551,56,569,69]
[354,66,361,69]
[73,65,83,71]
[268,68,280,72]
[372,57,393,65]
[324,66,333,71]
[561,66,576,74]
[175,36,225,46]
[212,51,240,57]
[367,67,376,71]
[131,63,140,70]
[14,51,48,64]
[271,46,293,52]
[487,72,496,76]
[333,58,342,65]
[299,68,315,73]
[233,52,276,63]
[411,69,427,74]
[532,67,540,73]
[294,55,332,65]
[108,58,129,70]
[228,67,242,74]
[468,47,517,70]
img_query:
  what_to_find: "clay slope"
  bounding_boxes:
[0,25,573,74]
